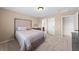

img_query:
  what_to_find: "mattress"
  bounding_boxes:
[16,29,44,51]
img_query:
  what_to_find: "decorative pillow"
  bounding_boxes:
[16,27,27,31]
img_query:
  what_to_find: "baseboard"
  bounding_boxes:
[0,39,14,44]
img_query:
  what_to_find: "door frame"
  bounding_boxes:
[61,15,74,36]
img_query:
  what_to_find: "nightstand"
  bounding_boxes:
[32,28,41,30]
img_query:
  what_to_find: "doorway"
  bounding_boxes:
[42,18,55,35]
[61,15,75,36]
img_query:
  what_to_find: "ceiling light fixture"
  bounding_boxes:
[37,7,44,11]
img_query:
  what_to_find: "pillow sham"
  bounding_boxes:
[16,27,27,31]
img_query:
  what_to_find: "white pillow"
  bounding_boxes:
[16,27,27,31]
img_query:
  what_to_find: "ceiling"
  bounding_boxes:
[1,7,79,18]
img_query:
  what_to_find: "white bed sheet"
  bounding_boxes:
[16,29,44,51]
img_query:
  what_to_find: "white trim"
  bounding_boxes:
[74,12,79,31]
[61,16,63,35]
[0,39,14,44]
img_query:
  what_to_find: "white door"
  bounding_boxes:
[62,16,74,36]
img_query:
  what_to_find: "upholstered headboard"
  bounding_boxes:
[14,18,32,37]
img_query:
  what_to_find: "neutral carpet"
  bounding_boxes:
[0,34,72,51]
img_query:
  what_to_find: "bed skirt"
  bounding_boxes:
[26,37,45,51]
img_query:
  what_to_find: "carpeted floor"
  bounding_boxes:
[0,34,72,51]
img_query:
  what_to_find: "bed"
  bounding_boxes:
[14,18,45,51]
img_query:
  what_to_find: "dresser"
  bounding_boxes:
[72,32,79,51]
